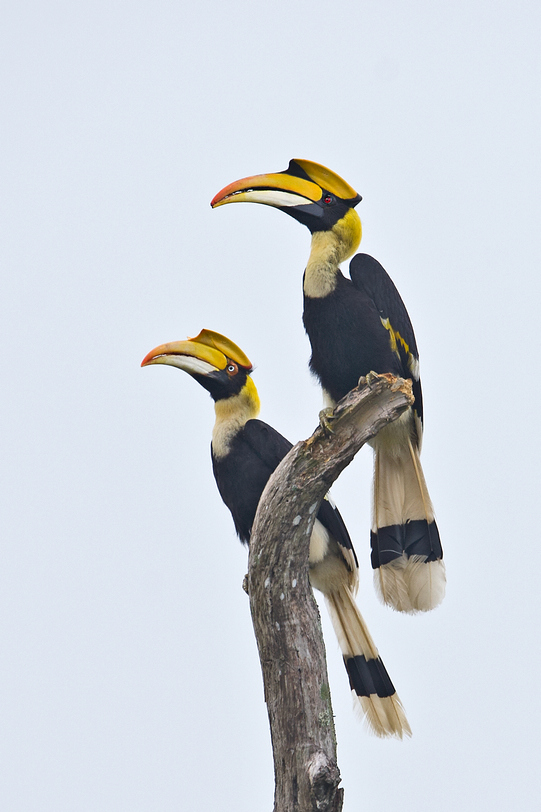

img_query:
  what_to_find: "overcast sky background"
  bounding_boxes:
[2,1,540,810]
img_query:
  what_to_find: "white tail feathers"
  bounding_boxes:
[325,588,411,739]
[372,431,445,613]
[373,556,412,613]
[405,556,446,612]
[373,436,434,528]
[373,556,446,614]
[357,694,411,741]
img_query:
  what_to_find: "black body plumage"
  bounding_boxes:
[304,253,443,604]
[211,420,291,545]
[211,419,356,564]
[303,254,422,424]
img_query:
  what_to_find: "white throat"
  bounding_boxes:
[303,231,342,298]
[303,209,362,299]
[211,382,260,459]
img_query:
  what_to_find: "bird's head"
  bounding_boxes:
[141,329,259,412]
[211,159,363,261]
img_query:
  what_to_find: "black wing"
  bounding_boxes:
[213,418,357,564]
[350,253,423,424]
[245,421,356,561]
[212,419,292,544]
[317,495,358,567]
[349,253,418,359]
[240,419,293,469]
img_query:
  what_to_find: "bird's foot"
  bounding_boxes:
[358,371,380,388]
[319,407,337,435]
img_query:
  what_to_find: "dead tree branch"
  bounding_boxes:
[247,373,414,812]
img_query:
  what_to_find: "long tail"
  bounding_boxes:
[325,588,411,739]
[371,438,445,613]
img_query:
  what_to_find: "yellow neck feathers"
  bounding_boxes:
[304,209,362,298]
[212,377,261,459]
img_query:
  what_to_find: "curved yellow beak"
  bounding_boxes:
[211,171,323,209]
[141,329,252,371]
[211,159,360,209]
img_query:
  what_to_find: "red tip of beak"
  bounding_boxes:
[210,183,235,207]
[141,350,156,367]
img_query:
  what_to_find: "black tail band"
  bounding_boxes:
[371,520,442,568]
[344,654,395,698]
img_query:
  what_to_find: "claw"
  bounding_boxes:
[319,407,337,435]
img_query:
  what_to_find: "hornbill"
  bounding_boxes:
[142,328,411,738]
[211,160,444,614]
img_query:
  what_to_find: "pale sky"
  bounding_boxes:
[2,1,540,810]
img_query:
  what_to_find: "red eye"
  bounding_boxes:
[323,194,334,205]
[227,363,238,375]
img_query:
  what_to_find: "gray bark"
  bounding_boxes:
[247,373,414,812]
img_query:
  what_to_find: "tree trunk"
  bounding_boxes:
[248,373,414,811]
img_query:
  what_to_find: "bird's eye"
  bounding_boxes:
[226,363,238,375]
[323,193,335,206]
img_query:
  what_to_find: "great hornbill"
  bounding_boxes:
[142,328,410,738]
[211,160,444,614]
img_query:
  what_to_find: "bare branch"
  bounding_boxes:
[247,373,414,812]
